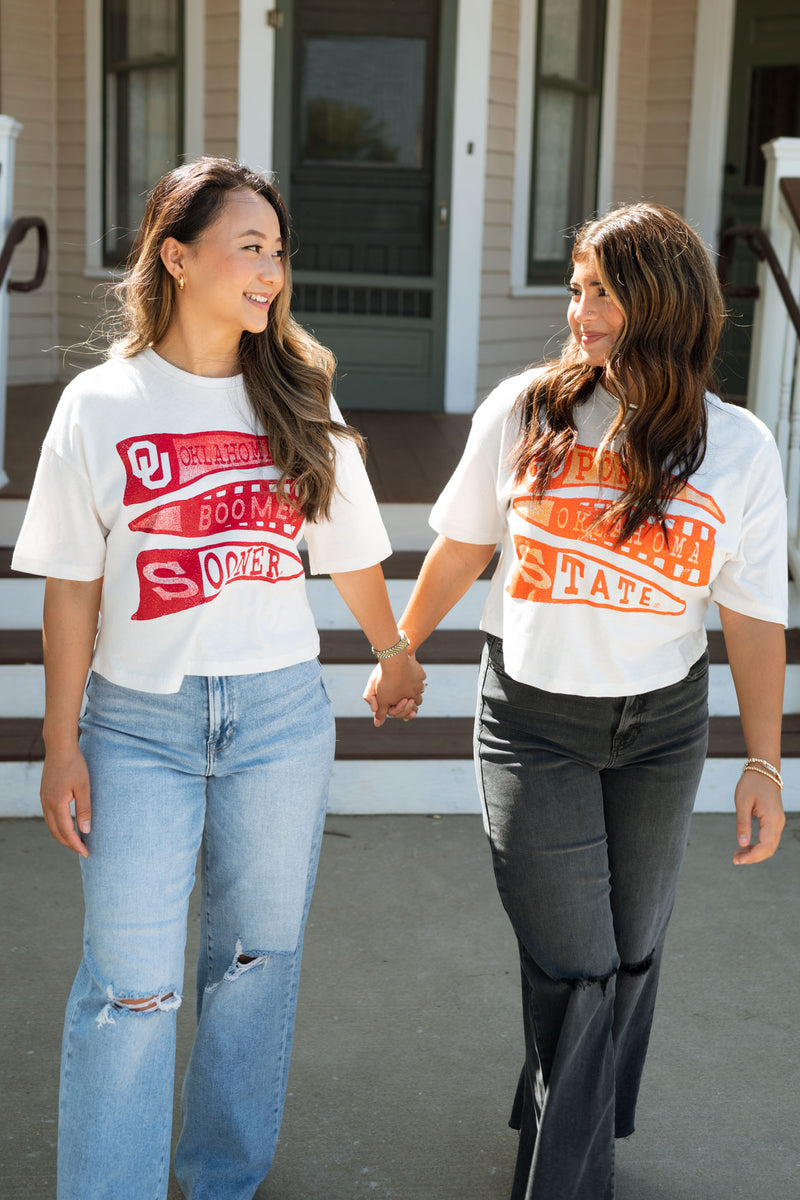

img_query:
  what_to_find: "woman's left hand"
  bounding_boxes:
[732,770,786,865]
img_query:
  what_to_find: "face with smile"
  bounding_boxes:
[567,255,625,369]
[160,188,285,363]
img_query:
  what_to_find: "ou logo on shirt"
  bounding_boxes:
[128,440,172,491]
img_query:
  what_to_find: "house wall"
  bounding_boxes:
[0,0,709,398]
[1,0,60,383]
[52,0,240,380]
[613,0,650,200]
[611,0,698,207]
[206,0,239,159]
[476,0,699,401]
[643,0,697,211]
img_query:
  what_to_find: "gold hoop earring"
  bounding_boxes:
[178,274,185,291]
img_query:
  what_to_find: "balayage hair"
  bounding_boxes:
[111,156,362,521]
[512,202,726,543]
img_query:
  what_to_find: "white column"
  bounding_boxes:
[747,138,800,439]
[0,115,24,491]
[444,0,492,413]
[684,0,736,246]
[238,0,277,172]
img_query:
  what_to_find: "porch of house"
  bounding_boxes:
[0,381,472,503]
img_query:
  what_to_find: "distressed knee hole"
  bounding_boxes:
[221,938,270,984]
[565,969,616,996]
[619,952,655,977]
[559,949,655,997]
[96,986,181,1028]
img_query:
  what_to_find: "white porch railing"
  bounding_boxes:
[747,138,800,582]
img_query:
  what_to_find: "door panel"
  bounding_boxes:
[273,0,454,410]
[720,0,800,397]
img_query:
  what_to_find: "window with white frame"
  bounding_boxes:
[527,0,606,285]
[103,0,185,263]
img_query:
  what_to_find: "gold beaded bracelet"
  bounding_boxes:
[371,630,410,661]
[742,758,783,790]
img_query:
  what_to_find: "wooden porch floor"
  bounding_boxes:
[1,383,472,502]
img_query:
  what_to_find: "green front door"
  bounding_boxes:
[273,0,455,411]
[719,0,800,398]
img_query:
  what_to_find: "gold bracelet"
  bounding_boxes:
[745,757,781,776]
[743,757,782,784]
[742,762,784,790]
[371,630,410,661]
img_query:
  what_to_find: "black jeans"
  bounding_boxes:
[475,635,709,1200]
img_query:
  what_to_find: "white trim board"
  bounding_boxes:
[238,0,277,173]
[684,0,736,246]
[442,0,492,413]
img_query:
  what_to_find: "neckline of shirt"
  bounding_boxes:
[141,346,244,389]
[591,382,621,413]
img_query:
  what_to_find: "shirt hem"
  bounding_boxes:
[91,644,322,694]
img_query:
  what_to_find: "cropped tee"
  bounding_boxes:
[13,349,391,692]
[430,370,787,697]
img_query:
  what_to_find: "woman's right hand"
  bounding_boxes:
[40,743,92,857]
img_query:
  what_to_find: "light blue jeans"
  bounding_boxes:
[58,663,335,1200]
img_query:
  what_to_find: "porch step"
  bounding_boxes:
[3,714,800,765]
[4,627,799,667]
[1,502,798,817]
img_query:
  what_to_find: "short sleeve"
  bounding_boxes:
[430,404,507,546]
[710,435,788,625]
[303,402,391,575]
[12,446,108,580]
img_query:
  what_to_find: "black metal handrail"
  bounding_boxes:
[717,223,800,343]
[0,215,48,292]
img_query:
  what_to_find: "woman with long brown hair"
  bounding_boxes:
[13,156,424,1200]
[367,202,787,1198]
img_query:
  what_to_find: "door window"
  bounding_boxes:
[299,36,427,169]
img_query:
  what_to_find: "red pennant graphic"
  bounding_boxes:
[132,541,304,620]
[117,431,274,506]
[129,479,303,540]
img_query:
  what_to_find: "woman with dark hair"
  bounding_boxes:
[14,156,424,1200]
[367,202,787,1198]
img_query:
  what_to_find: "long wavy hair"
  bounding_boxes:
[110,156,363,521]
[512,202,726,542]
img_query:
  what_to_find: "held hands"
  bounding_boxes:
[732,768,786,865]
[363,652,426,727]
[40,744,92,858]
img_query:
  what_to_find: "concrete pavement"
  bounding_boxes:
[2,812,798,1199]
